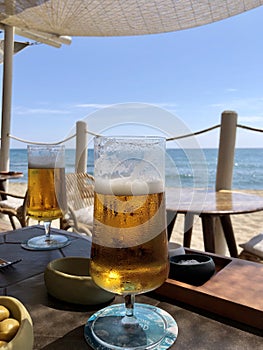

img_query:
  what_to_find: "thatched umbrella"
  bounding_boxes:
[0,0,263,170]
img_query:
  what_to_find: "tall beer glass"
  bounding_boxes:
[85,136,177,349]
[25,145,69,250]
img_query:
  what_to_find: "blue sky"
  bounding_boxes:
[1,5,263,149]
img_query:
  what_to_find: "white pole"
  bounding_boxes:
[216,111,238,191]
[75,121,87,173]
[215,110,237,254]
[0,25,14,172]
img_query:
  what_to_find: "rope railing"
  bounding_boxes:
[237,124,263,133]
[1,122,263,146]
[84,130,101,137]
[166,124,220,141]
[7,133,76,145]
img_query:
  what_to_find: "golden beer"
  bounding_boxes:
[27,167,66,221]
[90,190,169,295]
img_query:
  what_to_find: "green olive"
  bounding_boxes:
[0,340,8,347]
[0,306,9,322]
[0,318,20,341]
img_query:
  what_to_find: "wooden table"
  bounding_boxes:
[0,171,23,199]
[166,188,263,257]
[0,225,262,349]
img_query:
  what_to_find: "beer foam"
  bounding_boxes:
[29,162,55,168]
[28,159,64,168]
[28,146,65,168]
[95,177,164,195]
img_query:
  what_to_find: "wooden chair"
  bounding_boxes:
[62,173,176,240]
[61,173,94,236]
[0,190,28,229]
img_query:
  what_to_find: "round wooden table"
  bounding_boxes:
[166,188,263,257]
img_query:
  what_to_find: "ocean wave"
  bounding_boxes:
[9,148,263,190]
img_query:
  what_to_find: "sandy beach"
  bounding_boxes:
[2,182,263,256]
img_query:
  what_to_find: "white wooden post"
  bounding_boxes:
[75,121,87,173]
[0,25,14,172]
[215,110,237,254]
[216,111,238,191]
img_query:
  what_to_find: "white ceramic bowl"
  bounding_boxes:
[0,296,34,350]
[44,257,115,305]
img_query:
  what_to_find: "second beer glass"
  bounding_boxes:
[25,145,69,250]
[86,136,177,349]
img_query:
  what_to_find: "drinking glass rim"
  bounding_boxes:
[95,135,166,142]
[27,144,65,150]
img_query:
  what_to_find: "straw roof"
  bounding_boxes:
[0,1,263,45]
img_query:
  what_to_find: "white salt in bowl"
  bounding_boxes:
[44,257,115,305]
[169,254,215,286]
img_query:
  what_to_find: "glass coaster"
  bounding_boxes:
[21,235,71,250]
[84,303,178,350]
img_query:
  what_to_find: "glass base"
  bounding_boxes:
[21,234,70,250]
[84,303,178,350]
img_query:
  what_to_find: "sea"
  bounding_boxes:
[9,148,263,190]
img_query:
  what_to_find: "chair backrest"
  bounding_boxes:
[0,190,28,229]
[65,173,94,211]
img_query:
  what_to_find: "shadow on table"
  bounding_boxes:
[46,293,114,312]
[41,325,89,349]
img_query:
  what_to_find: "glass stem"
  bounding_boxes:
[125,294,134,317]
[122,294,139,327]
[43,221,51,241]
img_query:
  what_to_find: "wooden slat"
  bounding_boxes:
[156,250,263,330]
